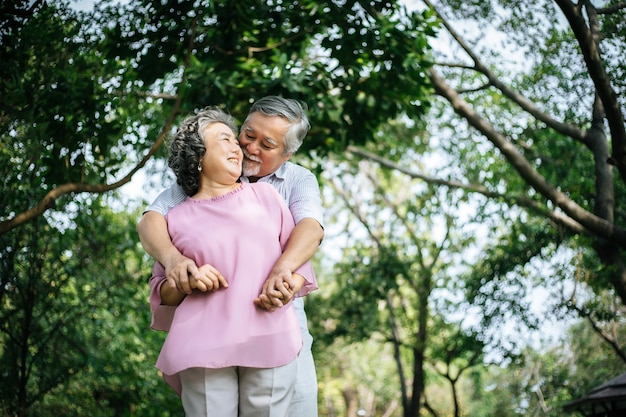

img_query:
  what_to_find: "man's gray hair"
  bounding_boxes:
[247,96,310,155]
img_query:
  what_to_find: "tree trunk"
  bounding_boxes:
[343,386,359,417]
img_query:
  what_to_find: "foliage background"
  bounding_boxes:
[2,0,626,416]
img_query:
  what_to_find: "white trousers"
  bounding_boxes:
[179,359,297,417]
[287,331,318,417]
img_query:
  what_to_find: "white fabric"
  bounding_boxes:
[288,331,318,417]
[179,360,297,417]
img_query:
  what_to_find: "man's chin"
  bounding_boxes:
[242,164,261,177]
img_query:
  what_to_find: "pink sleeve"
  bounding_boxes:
[294,261,317,297]
[149,263,176,331]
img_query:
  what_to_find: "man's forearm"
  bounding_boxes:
[137,210,182,265]
[275,218,324,272]
[139,211,201,293]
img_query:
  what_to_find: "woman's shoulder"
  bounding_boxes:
[247,182,283,203]
[248,181,276,193]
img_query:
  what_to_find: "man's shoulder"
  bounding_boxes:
[280,161,315,178]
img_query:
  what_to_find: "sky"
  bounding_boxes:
[71,0,127,11]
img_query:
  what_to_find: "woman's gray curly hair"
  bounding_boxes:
[168,107,239,196]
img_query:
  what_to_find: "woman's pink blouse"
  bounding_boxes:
[148,182,317,393]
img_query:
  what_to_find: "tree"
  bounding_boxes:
[4,0,626,414]
[307,1,626,414]
[0,195,179,417]
[309,135,487,416]
[0,0,435,235]
[0,1,436,415]
[345,0,626,360]
[420,0,626,305]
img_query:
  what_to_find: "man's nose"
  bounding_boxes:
[245,140,260,154]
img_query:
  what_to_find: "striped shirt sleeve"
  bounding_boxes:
[265,162,324,229]
[144,183,187,216]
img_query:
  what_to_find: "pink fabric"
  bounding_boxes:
[148,182,317,394]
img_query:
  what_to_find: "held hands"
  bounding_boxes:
[194,264,229,291]
[165,253,227,294]
[164,253,302,309]
[254,267,305,311]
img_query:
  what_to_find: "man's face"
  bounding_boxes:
[238,112,292,179]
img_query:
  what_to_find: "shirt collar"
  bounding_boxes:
[241,162,289,183]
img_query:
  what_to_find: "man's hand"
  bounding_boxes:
[254,270,305,311]
[253,218,322,310]
[165,254,227,294]
[256,264,295,310]
[165,253,200,294]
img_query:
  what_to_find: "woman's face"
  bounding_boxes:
[199,122,243,184]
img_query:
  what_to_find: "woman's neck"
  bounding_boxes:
[193,181,241,199]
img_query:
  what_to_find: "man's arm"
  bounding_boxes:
[255,272,305,311]
[273,217,323,277]
[159,264,229,306]
[137,211,202,294]
[257,218,323,309]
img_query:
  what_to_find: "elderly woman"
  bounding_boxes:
[148,107,317,417]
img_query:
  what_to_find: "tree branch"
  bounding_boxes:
[427,68,626,246]
[362,168,427,272]
[347,145,590,237]
[568,301,626,363]
[424,0,588,143]
[0,14,200,236]
[211,28,312,58]
[554,0,626,179]
[596,2,626,15]
[386,294,410,412]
